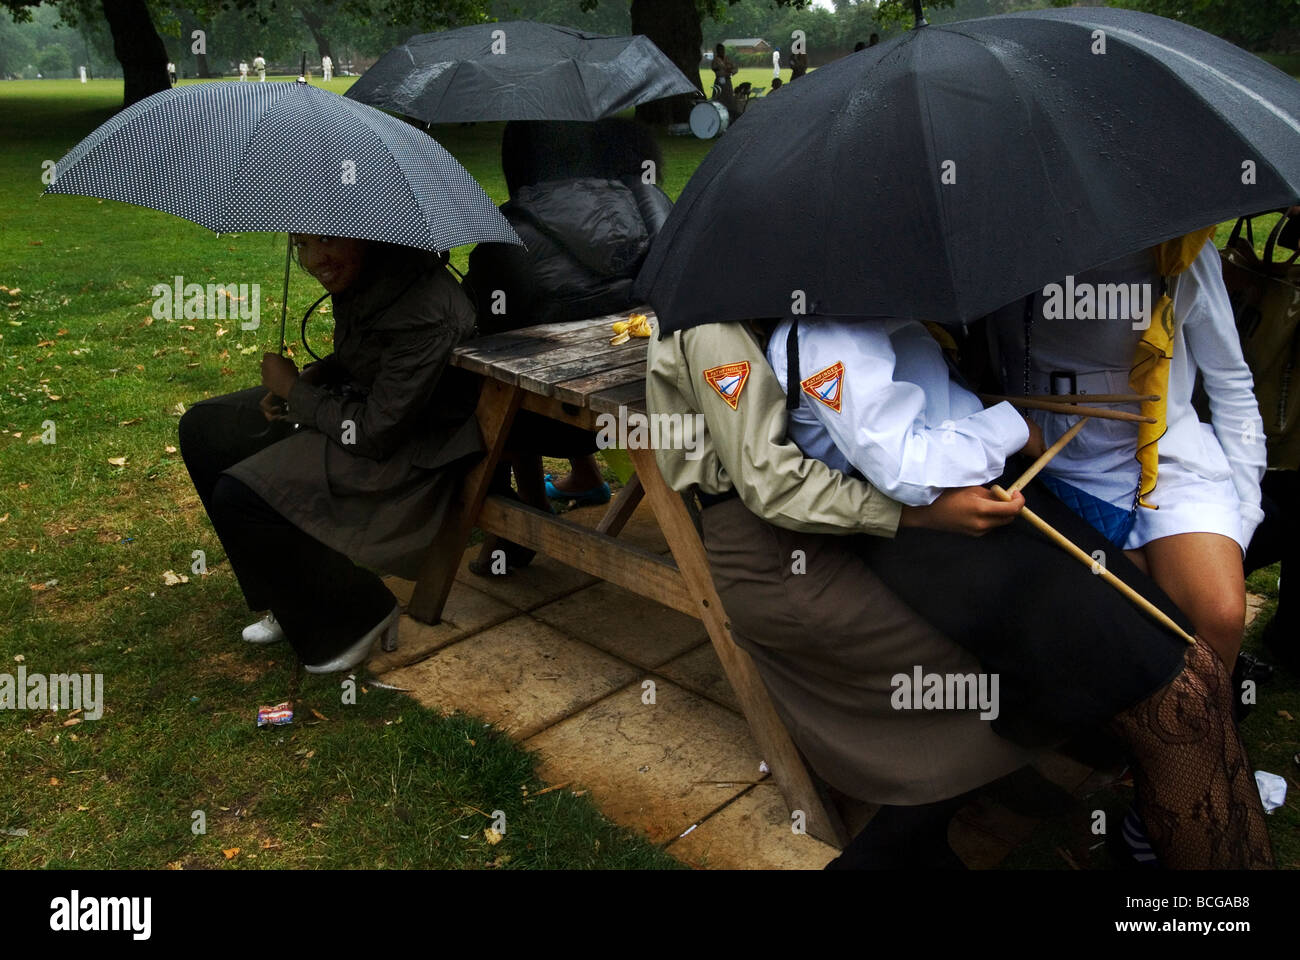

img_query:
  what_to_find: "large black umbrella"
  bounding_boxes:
[346,21,699,123]
[636,7,1300,335]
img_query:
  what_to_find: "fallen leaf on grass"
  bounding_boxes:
[118,418,142,426]
[222,848,240,860]
[1279,710,1294,721]
[139,317,153,327]
[162,570,190,586]
[259,838,283,850]
[0,514,8,523]
[76,806,89,812]
[48,778,59,787]
[107,456,127,467]
[164,445,177,454]
[484,828,503,846]
[61,718,81,727]
[310,709,329,721]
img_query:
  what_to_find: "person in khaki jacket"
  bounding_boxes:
[647,318,1034,868]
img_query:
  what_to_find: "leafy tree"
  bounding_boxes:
[37,40,73,74]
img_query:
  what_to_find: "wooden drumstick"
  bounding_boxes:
[980,394,1156,424]
[1005,418,1090,495]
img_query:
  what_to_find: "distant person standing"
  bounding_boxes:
[253,53,267,82]
[772,46,780,79]
[167,62,177,85]
[78,65,87,84]
[711,43,737,108]
[789,45,807,81]
[239,61,249,81]
[322,54,333,82]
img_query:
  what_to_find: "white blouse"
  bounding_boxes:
[768,316,1028,506]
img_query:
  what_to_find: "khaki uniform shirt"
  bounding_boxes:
[646,319,901,536]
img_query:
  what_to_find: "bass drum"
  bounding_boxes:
[690,100,730,140]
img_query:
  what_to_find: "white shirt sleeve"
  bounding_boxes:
[1177,243,1266,546]
[769,319,1028,506]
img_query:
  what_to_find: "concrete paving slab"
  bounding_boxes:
[381,615,637,740]
[454,545,598,610]
[532,581,706,669]
[666,785,838,870]
[524,678,762,844]
[656,642,741,713]
[369,580,517,673]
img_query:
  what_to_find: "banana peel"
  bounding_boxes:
[610,313,651,346]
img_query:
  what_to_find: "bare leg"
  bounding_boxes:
[1140,532,1246,673]
[1110,640,1273,869]
[548,454,605,495]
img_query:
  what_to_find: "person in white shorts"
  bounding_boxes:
[987,237,1266,673]
[253,54,266,82]
[322,55,333,82]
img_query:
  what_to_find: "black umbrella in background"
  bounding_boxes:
[345,21,700,123]
[636,7,1300,335]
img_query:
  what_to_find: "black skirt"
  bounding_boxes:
[852,461,1191,748]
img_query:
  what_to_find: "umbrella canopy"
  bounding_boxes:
[44,81,521,252]
[636,8,1300,335]
[345,21,700,123]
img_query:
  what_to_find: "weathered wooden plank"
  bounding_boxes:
[552,361,646,407]
[626,445,848,847]
[589,380,648,417]
[519,392,600,431]
[477,495,696,617]
[596,472,644,537]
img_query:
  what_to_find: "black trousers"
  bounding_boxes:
[1244,469,1297,645]
[178,396,394,663]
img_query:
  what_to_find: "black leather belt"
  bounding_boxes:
[696,488,739,509]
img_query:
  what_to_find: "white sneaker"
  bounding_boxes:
[242,613,286,645]
[303,603,401,674]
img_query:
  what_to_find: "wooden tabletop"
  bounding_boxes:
[451,311,653,414]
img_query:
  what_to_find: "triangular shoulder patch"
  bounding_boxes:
[801,361,844,413]
[703,361,750,410]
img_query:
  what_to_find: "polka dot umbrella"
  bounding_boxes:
[43,79,522,361]
[43,79,521,251]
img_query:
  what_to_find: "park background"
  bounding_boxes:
[1,0,1297,870]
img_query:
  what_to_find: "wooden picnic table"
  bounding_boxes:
[406,310,848,847]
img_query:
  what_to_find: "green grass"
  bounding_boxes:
[0,77,685,870]
[1,77,1295,870]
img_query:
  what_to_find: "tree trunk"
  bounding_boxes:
[299,6,333,62]
[101,0,169,106]
[630,0,703,125]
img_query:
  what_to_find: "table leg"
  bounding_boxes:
[626,447,847,847]
[595,471,644,537]
[408,379,522,624]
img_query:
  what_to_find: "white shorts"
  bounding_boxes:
[1123,460,1244,552]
